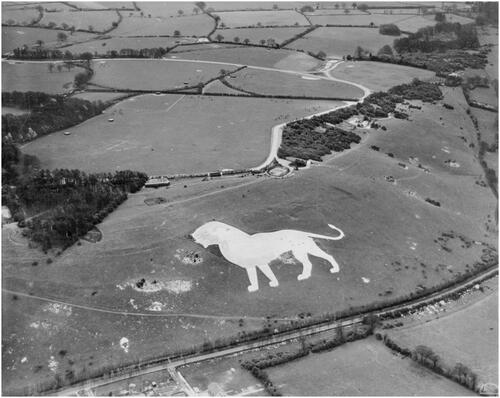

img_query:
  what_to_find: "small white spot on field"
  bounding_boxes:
[361,277,370,283]
[120,337,129,353]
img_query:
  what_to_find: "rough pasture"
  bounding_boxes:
[89,59,236,90]
[267,338,472,395]
[308,13,418,27]
[214,26,309,45]
[22,94,337,174]
[285,26,399,58]
[38,10,120,32]
[135,2,200,18]
[227,67,364,98]
[169,46,320,71]
[386,289,498,389]
[394,15,441,32]
[111,14,214,37]
[2,61,81,94]
[329,61,435,92]
[215,10,309,28]
[207,2,304,11]
[1,26,98,53]
[203,79,249,95]
[2,5,39,25]
[63,36,195,55]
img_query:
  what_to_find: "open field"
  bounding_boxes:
[89,59,236,90]
[70,91,130,102]
[214,27,309,45]
[111,14,214,37]
[22,94,338,174]
[215,10,309,28]
[169,46,320,71]
[308,13,421,27]
[2,61,81,94]
[2,26,98,53]
[228,67,364,98]
[469,87,498,107]
[203,79,249,95]
[329,61,435,92]
[135,2,201,18]
[2,6,40,25]
[387,289,498,387]
[267,338,472,395]
[395,15,439,32]
[2,106,29,115]
[38,9,120,32]
[206,2,310,11]
[285,26,399,58]
[63,36,195,55]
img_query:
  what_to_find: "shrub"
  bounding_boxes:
[379,24,400,36]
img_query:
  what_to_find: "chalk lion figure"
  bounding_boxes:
[191,221,344,292]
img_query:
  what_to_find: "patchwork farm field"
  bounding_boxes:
[1,26,98,53]
[329,61,435,91]
[111,14,214,37]
[2,61,82,94]
[89,59,236,90]
[266,338,472,395]
[216,10,309,28]
[228,68,364,98]
[2,5,39,25]
[38,9,120,32]
[214,26,309,45]
[285,26,399,58]
[169,46,320,71]
[63,36,195,55]
[387,289,498,388]
[308,13,420,27]
[22,94,338,174]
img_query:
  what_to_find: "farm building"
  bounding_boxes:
[145,176,170,188]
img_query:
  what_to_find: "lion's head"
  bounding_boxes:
[191,221,227,248]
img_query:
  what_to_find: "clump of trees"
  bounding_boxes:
[379,23,401,36]
[2,163,148,251]
[2,92,107,143]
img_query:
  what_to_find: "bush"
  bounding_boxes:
[379,24,401,36]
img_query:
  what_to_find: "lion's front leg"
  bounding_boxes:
[245,266,259,292]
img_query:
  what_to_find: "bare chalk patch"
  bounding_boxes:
[120,337,129,353]
[147,301,165,311]
[301,75,321,80]
[43,303,72,316]
[48,356,58,373]
[118,278,193,294]
[174,248,203,265]
[361,277,370,283]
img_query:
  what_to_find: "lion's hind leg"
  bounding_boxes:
[308,244,340,274]
[258,263,279,287]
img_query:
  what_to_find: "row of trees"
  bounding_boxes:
[382,336,480,392]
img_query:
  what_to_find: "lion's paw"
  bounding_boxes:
[330,268,339,273]
[269,281,279,287]
[297,274,310,281]
[248,285,258,292]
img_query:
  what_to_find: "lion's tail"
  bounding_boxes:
[308,224,345,241]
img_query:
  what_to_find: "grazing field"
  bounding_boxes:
[2,106,29,115]
[89,59,236,90]
[22,94,337,174]
[70,91,130,103]
[387,290,498,388]
[170,46,320,71]
[267,338,472,395]
[228,67,364,98]
[63,36,195,55]
[2,6,40,25]
[329,61,435,92]
[1,26,98,53]
[469,87,498,106]
[308,13,417,26]
[216,10,309,28]
[111,14,214,37]
[207,2,306,11]
[443,13,475,25]
[38,10,120,32]
[203,79,249,95]
[214,27,309,45]
[135,2,199,18]
[395,15,437,32]
[285,26,398,58]
[2,61,81,94]
[305,9,370,15]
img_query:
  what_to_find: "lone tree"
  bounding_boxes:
[357,3,368,11]
[177,9,184,16]
[344,8,350,14]
[61,23,69,30]
[56,64,63,72]
[48,63,54,72]
[317,50,326,59]
[88,25,94,32]
[377,44,393,57]
[57,32,68,42]
[193,7,199,14]
[243,38,250,44]
[334,3,339,9]
[267,38,276,47]
[215,34,224,42]
[435,12,446,22]
[260,39,266,45]
[233,36,240,43]
[195,1,206,10]
[36,39,44,47]
[273,3,278,9]
[300,5,314,12]
[173,30,181,36]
